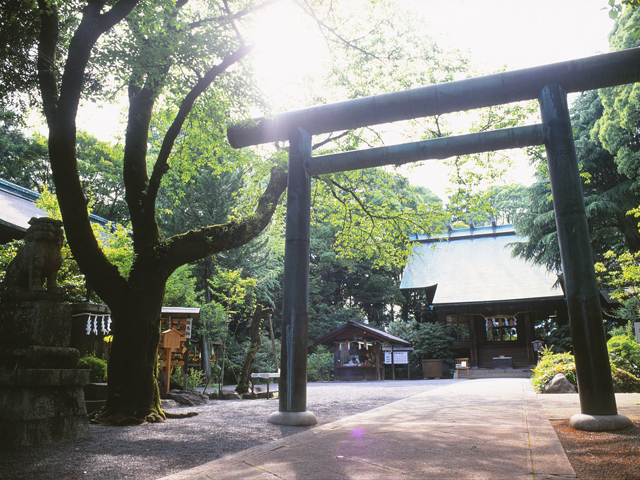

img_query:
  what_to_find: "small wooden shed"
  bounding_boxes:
[314,320,412,381]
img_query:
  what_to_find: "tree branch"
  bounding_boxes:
[294,0,386,60]
[223,0,245,46]
[162,164,288,271]
[41,0,138,305]
[188,0,283,30]
[311,130,349,151]
[37,0,59,125]
[146,44,254,209]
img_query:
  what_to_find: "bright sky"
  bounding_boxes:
[399,0,614,199]
[248,0,615,200]
[73,0,616,200]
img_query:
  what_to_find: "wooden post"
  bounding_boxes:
[183,341,189,391]
[164,348,172,395]
[391,344,395,381]
[524,312,535,365]
[162,329,182,394]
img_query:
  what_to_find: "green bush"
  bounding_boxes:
[76,354,107,383]
[611,364,640,393]
[170,367,206,391]
[607,333,640,378]
[413,322,455,364]
[307,346,334,382]
[186,368,205,391]
[531,348,576,393]
[170,368,183,390]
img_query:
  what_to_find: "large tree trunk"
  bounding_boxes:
[236,304,264,394]
[94,274,167,425]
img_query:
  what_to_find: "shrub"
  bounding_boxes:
[607,333,640,378]
[531,346,640,393]
[170,368,184,390]
[413,322,455,364]
[307,346,334,382]
[186,368,205,391]
[170,367,206,391]
[531,348,576,393]
[611,364,640,393]
[76,354,107,383]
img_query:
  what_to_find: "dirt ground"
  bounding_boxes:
[552,421,640,480]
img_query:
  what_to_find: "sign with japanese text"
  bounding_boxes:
[384,351,409,364]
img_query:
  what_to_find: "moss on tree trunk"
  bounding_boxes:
[92,284,167,425]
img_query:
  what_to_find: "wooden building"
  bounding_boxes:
[314,320,412,381]
[400,225,567,369]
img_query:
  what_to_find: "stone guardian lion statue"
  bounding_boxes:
[3,217,65,294]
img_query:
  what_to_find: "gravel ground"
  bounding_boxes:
[0,380,456,480]
[552,420,640,480]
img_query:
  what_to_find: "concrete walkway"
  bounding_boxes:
[537,390,640,422]
[160,378,579,479]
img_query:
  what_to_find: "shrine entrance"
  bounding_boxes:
[227,48,640,430]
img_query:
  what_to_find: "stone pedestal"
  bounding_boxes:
[0,297,90,449]
[0,300,79,369]
[0,369,91,449]
[0,297,71,347]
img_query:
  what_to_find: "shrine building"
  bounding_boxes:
[400,224,567,370]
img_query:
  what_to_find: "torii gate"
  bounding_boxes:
[228,47,640,431]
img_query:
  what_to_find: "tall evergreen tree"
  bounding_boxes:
[513,89,640,272]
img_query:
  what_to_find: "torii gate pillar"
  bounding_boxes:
[539,84,631,431]
[267,128,317,426]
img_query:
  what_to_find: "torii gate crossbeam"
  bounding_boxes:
[228,48,640,431]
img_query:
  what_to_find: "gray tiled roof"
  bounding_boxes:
[400,226,563,305]
[0,179,112,240]
[0,183,47,234]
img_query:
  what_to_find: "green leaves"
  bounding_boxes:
[313,168,446,269]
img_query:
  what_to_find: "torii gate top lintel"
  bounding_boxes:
[227,47,640,150]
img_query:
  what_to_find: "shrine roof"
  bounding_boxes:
[161,307,200,318]
[400,225,564,305]
[0,178,112,243]
[314,320,411,347]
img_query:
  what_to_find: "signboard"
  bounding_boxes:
[185,318,193,339]
[635,322,640,343]
[163,329,181,349]
[384,351,409,364]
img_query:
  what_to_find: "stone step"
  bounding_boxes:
[467,368,533,379]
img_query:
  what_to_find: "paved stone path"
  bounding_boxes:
[160,378,580,479]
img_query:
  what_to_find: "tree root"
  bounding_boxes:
[165,411,199,419]
[88,408,196,425]
[89,411,149,426]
